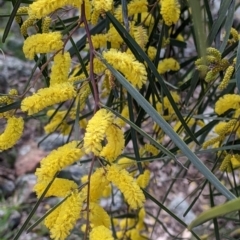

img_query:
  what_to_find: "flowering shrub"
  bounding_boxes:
[1,0,240,239]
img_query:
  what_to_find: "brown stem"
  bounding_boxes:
[81,3,100,113]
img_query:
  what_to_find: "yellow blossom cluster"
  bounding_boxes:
[50,52,71,86]
[100,124,125,162]
[114,0,148,22]
[90,225,113,240]
[21,83,76,115]
[83,109,114,155]
[0,116,24,151]
[28,0,82,19]
[160,0,180,26]
[228,27,239,45]
[103,49,147,88]
[106,164,145,209]
[115,208,147,239]
[44,109,72,135]
[45,191,84,240]
[219,154,240,172]
[34,141,84,182]
[195,47,234,86]
[215,94,240,115]
[157,58,180,74]
[23,32,63,60]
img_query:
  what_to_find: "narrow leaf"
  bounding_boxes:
[2,0,22,43]
[188,197,240,230]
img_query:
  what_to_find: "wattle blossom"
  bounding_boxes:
[160,0,180,26]
[107,164,145,209]
[157,58,180,74]
[35,141,84,181]
[28,0,82,19]
[23,32,63,60]
[103,49,147,88]
[90,225,113,240]
[21,83,76,115]
[83,109,114,155]
[50,52,71,86]
[45,191,84,240]
[0,116,24,151]
[34,178,78,198]
[215,94,240,115]
[100,124,125,162]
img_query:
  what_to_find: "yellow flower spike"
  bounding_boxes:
[107,165,145,209]
[214,119,238,136]
[215,94,240,115]
[44,110,71,136]
[117,157,136,169]
[8,89,18,96]
[196,65,208,77]
[144,143,159,155]
[92,58,106,74]
[35,141,84,181]
[147,46,157,61]
[15,6,29,24]
[85,0,92,21]
[42,16,52,33]
[127,228,146,240]
[228,27,239,44]
[102,184,111,197]
[0,116,24,151]
[48,191,84,240]
[204,70,217,82]
[217,58,230,72]
[90,9,101,25]
[0,89,18,107]
[21,83,76,115]
[128,0,148,16]
[20,16,36,36]
[230,154,240,170]
[119,218,135,229]
[206,47,222,62]
[219,154,233,172]
[88,202,111,228]
[176,34,184,42]
[91,34,107,49]
[106,26,124,48]
[160,0,180,26]
[28,0,82,19]
[103,49,147,88]
[88,167,110,202]
[202,135,224,149]
[50,52,71,86]
[100,124,125,162]
[76,84,91,111]
[157,58,180,74]
[83,109,114,156]
[114,0,148,22]
[218,66,234,90]
[136,169,150,188]
[0,96,9,105]
[23,32,63,60]
[34,178,78,198]
[93,0,113,12]
[90,225,113,240]
[133,25,148,49]
[44,203,62,231]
